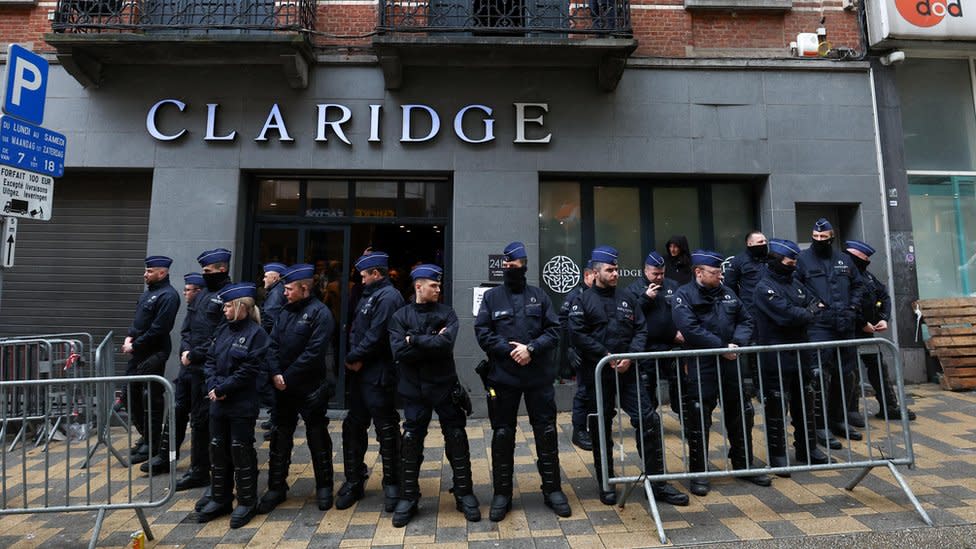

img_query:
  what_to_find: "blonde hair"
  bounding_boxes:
[229,297,261,324]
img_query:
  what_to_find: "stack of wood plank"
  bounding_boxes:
[915,297,976,391]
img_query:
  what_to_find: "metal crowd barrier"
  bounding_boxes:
[0,374,176,549]
[0,333,95,451]
[594,338,932,544]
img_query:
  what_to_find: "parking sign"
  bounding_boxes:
[3,45,49,126]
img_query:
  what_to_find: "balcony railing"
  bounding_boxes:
[51,0,316,34]
[378,0,632,37]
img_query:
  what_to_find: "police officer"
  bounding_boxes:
[259,262,288,439]
[672,250,771,496]
[561,262,594,451]
[196,283,269,528]
[259,264,337,514]
[724,231,768,397]
[142,273,204,475]
[795,219,865,448]
[753,239,830,473]
[844,240,916,421]
[123,255,180,465]
[474,241,570,521]
[338,252,405,512]
[571,247,688,507]
[388,264,480,527]
[178,248,233,495]
[623,251,684,417]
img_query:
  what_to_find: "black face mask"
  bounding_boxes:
[847,253,871,272]
[747,244,768,260]
[203,271,228,292]
[767,258,796,276]
[811,238,834,257]
[503,266,527,292]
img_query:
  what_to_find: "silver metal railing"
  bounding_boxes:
[593,338,932,544]
[0,373,176,549]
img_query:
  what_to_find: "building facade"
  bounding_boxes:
[1,0,911,413]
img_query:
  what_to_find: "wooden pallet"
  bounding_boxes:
[916,297,976,391]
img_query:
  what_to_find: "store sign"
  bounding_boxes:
[146,100,552,145]
[867,0,973,45]
[542,255,580,294]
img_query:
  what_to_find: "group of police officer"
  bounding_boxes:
[121,216,913,529]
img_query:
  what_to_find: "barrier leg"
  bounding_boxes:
[642,477,667,545]
[135,508,155,541]
[844,465,873,491]
[885,461,934,527]
[88,507,106,549]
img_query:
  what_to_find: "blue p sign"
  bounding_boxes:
[3,44,49,126]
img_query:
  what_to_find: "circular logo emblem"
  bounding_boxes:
[895,0,958,27]
[542,255,581,294]
[621,301,629,308]
[238,337,245,344]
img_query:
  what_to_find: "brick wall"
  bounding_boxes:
[7,0,863,59]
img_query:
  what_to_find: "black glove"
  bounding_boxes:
[806,301,824,316]
[451,382,473,417]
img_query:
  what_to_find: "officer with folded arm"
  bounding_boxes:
[571,246,688,507]
[474,241,570,521]
[388,264,480,527]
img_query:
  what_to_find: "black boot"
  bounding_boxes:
[335,418,368,510]
[874,374,916,421]
[796,385,831,465]
[685,397,711,497]
[728,397,771,487]
[194,486,212,512]
[257,427,292,514]
[764,391,790,477]
[176,467,210,491]
[392,430,423,528]
[196,438,232,523]
[811,379,842,450]
[640,413,688,506]
[589,415,616,506]
[230,442,258,529]
[179,416,212,490]
[141,424,171,475]
[572,428,593,451]
[444,427,481,522]
[307,424,335,511]
[535,423,571,518]
[489,427,515,522]
[377,421,401,513]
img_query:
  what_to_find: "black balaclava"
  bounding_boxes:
[767,256,796,276]
[747,243,768,260]
[811,237,834,258]
[203,271,229,292]
[503,266,527,293]
[845,251,871,272]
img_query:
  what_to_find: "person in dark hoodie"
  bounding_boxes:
[664,235,693,286]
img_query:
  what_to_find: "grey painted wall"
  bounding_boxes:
[36,62,896,406]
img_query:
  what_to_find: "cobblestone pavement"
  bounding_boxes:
[1,383,975,548]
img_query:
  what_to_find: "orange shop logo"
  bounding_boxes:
[895,0,963,27]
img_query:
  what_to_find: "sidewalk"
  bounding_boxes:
[2,383,976,548]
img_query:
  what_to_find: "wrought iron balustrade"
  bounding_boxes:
[51,0,316,35]
[378,0,632,37]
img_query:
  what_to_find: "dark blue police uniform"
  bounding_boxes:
[197,283,269,528]
[571,246,688,508]
[559,282,590,442]
[672,250,764,495]
[339,252,405,512]
[753,239,828,469]
[795,219,866,442]
[387,264,480,527]
[258,263,288,420]
[260,263,336,514]
[474,241,568,521]
[126,256,180,462]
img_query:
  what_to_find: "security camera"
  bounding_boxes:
[880,51,906,65]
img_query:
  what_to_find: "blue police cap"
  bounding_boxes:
[813,217,834,232]
[503,242,527,261]
[411,264,443,282]
[768,239,801,260]
[282,263,315,283]
[845,239,876,257]
[355,251,389,271]
[590,245,618,266]
[197,248,232,267]
[691,250,724,268]
[184,273,205,287]
[263,262,287,274]
[145,255,172,268]
[218,282,256,302]
[644,251,665,267]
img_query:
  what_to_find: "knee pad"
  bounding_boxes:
[493,426,516,446]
